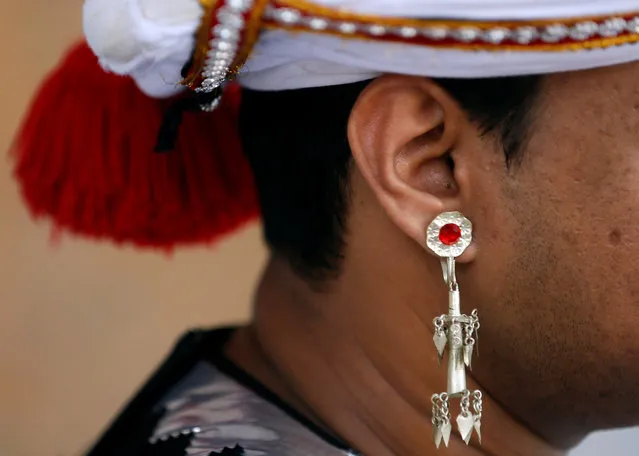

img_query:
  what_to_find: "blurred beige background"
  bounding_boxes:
[0,2,265,456]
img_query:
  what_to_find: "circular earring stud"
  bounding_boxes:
[426,211,473,258]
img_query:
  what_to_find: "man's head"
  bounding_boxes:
[240,62,639,446]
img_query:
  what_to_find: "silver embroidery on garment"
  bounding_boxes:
[150,362,352,456]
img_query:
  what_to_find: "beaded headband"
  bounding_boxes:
[183,0,639,97]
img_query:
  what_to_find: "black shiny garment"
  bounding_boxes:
[86,328,356,456]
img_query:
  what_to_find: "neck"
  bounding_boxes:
[226,256,564,456]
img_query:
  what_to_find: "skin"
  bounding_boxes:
[226,62,639,455]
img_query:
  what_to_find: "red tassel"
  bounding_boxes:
[11,41,259,250]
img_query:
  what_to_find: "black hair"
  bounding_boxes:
[239,76,541,280]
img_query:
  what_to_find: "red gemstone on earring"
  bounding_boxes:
[439,223,462,245]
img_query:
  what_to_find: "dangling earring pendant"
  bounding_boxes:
[427,211,483,448]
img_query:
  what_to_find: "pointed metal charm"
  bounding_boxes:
[441,422,452,448]
[433,331,447,357]
[474,417,482,445]
[456,413,475,445]
[464,344,474,369]
[433,331,447,359]
[433,423,443,448]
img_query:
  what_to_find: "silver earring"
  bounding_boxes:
[427,211,483,448]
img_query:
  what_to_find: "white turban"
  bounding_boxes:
[82,0,639,97]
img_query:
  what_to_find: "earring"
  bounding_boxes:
[427,211,483,448]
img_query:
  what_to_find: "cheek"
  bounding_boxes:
[527,128,639,305]
[484,126,639,391]
[540,161,639,344]
[464,68,639,427]
[513,69,639,320]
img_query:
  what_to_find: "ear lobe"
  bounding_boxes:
[347,75,466,249]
